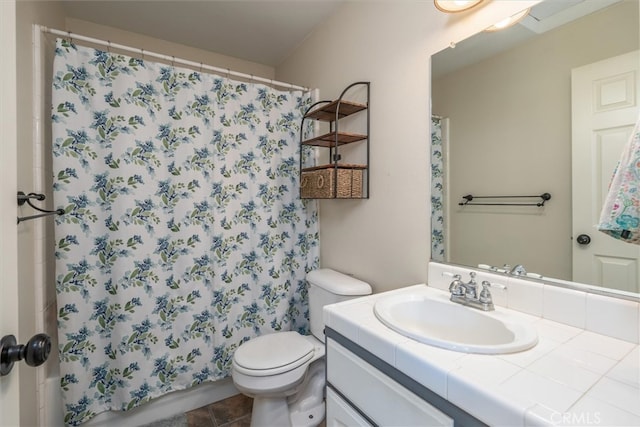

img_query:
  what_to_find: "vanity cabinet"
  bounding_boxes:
[326,337,454,427]
[326,388,373,427]
[299,82,369,199]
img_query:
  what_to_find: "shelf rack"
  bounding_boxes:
[299,82,370,199]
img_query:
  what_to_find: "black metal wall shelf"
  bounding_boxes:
[458,193,551,207]
[299,81,370,199]
[17,191,64,224]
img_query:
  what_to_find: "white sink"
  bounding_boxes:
[373,287,538,354]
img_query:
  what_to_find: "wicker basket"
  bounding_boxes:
[301,167,363,199]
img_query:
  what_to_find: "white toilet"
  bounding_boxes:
[231,268,372,427]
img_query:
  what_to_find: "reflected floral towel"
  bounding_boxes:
[598,114,640,244]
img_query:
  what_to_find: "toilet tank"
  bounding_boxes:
[306,269,372,342]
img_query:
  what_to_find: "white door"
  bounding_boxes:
[0,0,22,425]
[572,50,640,293]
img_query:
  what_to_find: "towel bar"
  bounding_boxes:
[458,193,551,207]
[17,191,65,224]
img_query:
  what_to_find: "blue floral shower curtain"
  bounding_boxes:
[431,116,445,261]
[51,39,319,425]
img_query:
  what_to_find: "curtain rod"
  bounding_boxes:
[40,26,309,92]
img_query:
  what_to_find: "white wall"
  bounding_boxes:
[277,1,539,292]
[64,18,275,80]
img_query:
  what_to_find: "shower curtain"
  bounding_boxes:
[51,39,319,426]
[431,116,445,261]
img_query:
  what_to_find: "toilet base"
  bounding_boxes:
[248,360,326,427]
[250,396,291,427]
[289,401,325,427]
[288,359,325,427]
[251,397,325,427]
[249,397,325,427]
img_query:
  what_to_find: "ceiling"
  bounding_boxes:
[60,0,345,67]
[58,0,624,74]
[431,0,623,79]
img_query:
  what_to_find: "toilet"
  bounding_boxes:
[231,268,372,427]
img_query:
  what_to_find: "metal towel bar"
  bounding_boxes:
[458,193,551,207]
[17,191,65,224]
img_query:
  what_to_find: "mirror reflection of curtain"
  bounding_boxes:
[431,116,446,261]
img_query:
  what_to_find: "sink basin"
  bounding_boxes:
[373,287,538,354]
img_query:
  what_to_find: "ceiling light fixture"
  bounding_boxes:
[484,8,531,32]
[434,0,485,13]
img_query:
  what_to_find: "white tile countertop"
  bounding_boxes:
[323,284,640,426]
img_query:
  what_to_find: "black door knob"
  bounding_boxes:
[576,234,591,245]
[0,333,51,376]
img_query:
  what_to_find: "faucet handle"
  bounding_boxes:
[510,264,527,276]
[447,274,464,294]
[479,281,495,303]
[468,271,477,284]
[481,280,507,290]
[479,280,507,303]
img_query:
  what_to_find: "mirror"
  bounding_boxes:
[431,0,640,297]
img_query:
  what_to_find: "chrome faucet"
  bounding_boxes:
[480,263,542,278]
[508,264,527,276]
[461,271,479,300]
[448,272,505,311]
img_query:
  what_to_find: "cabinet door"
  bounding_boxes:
[326,387,373,427]
[327,339,454,427]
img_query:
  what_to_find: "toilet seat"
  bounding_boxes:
[233,331,314,377]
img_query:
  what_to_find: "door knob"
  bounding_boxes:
[576,234,591,245]
[0,333,51,376]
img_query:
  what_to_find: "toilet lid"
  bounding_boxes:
[233,331,314,376]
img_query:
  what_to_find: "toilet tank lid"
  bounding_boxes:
[306,268,372,295]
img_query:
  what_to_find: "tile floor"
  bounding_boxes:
[186,394,253,427]
[185,393,327,427]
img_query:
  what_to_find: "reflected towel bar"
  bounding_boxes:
[459,193,551,207]
[17,191,65,224]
